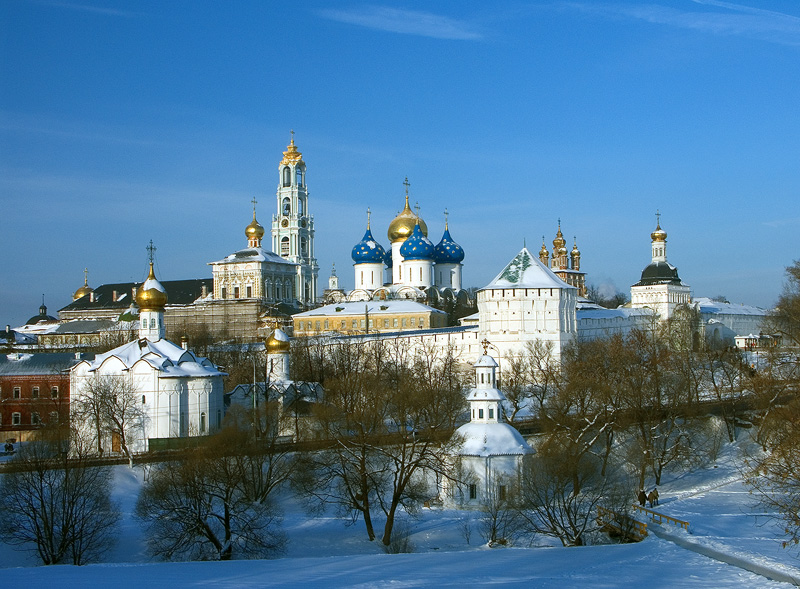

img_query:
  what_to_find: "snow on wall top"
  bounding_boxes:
[482,247,574,290]
[694,297,769,316]
[455,422,533,456]
[294,300,445,317]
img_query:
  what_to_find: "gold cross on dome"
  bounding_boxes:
[367,207,371,228]
[146,240,156,264]
[481,338,490,355]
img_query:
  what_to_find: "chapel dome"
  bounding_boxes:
[399,223,434,260]
[433,225,465,264]
[351,227,387,264]
[651,221,667,242]
[245,212,265,241]
[26,304,57,325]
[388,192,427,243]
[553,224,567,256]
[266,328,291,353]
[136,263,168,311]
[636,261,682,286]
[73,275,94,301]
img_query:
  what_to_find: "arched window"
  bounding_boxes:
[296,168,303,187]
[142,395,146,404]
[297,198,304,216]
[282,197,291,216]
[301,237,307,255]
[200,412,206,434]
[281,236,290,256]
[150,318,156,328]
[282,166,291,187]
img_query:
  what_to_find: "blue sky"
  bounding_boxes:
[2,0,799,328]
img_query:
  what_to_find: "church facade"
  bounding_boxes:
[70,261,226,454]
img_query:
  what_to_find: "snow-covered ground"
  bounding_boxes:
[2,441,799,587]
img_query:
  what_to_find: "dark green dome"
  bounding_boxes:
[634,261,683,286]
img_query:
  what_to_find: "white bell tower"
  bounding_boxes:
[271,132,319,306]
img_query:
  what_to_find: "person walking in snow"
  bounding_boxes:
[647,490,656,508]
[651,487,659,506]
[638,489,647,506]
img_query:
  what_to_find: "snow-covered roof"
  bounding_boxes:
[465,387,505,402]
[474,354,498,368]
[455,422,533,456]
[210,247,297,267]
[0,352,87,375]
[577,307,655,320]
[482,247,574,290]
[294,300,446,317]
[694,297,769,317]
[84,338,225,378]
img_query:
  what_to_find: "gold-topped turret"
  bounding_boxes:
[136,262,168,311]
[539,237,550,265]
[73,267,94,301]
[245,197,265,246]
[266,328,291,353]
[552,220,567,256]
[651,211,667,242]
[387,177,427,243]
[280,131,304,165]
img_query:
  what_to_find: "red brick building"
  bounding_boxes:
[0,352,90,442]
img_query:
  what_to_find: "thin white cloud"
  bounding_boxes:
[32,0,139,18]
[318,6,482,40]
[566,1,800,46]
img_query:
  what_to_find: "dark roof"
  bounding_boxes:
[0,352,94,376]
[632,261,684,287]
[52,320,116,334]
[60,278,213,313]
[26,305,58,325]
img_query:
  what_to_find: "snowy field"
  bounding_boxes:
[2,441,800,587]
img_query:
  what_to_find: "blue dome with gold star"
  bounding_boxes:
[399,224,434,260]
[351,228,386,264]
[433,226,465,264]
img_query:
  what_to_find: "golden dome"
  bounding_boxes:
[571,238,580,256]
[553,222,567,255]
[280,135,304,166]
[266,328,290,353]
[136,263,168,311]
[245,211,265,241]
[388,192,427,243]
[651,222,667,242]
[73,268,94,301]
[539,238,549,259]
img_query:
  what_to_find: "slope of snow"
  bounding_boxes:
[1,439,799,586]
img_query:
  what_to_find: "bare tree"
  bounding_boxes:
[500,351,531,422]
[702,346,748,442]
[516,438,611,547]
[293,337,464,547]
[745,398,800,553]
[73,374,146,465]
[135,422,288,561]
[0,425,120,565]
[477,473,525,546]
